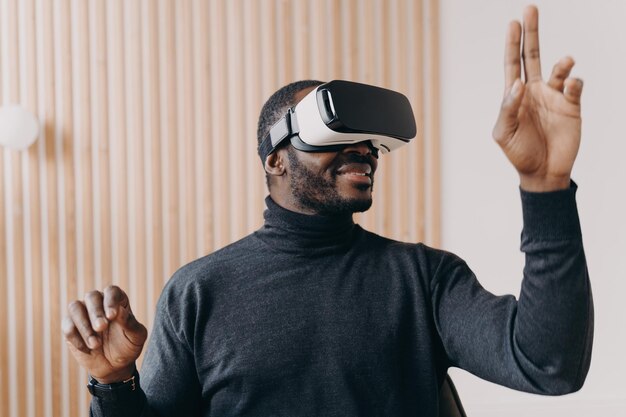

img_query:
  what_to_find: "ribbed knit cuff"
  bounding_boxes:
[91,388,146,416]
[520,180,582,241]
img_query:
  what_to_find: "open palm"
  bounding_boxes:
[492,6,583,192]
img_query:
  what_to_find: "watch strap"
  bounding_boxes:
[87,369,140,401]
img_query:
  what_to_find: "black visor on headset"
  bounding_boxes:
[259,80,417,163]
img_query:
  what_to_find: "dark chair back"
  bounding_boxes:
[439,375,467,417]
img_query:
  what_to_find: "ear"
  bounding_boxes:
[264,151,286,177]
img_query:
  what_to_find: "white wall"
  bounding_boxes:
[439,1,626,416]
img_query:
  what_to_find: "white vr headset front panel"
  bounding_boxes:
[293,86,408,154]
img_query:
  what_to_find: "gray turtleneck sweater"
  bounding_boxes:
[91,185,593,417]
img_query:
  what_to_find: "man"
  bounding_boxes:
[62,6,593,417]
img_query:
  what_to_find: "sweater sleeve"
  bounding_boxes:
[90,275,203,417]
[431,182,594,395]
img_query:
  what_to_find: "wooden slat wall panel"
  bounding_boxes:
[0,1,440,415]
[19,0,41,415]
[142,0,163,330]
[427,0,441,246]
[27,0,50,410]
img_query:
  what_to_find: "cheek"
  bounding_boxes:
[296,153,338,175]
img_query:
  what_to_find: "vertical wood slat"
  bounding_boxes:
[242,0,264,232]
[20,0,44,415]
[329,0,342,77]
[123,0,148,347]
[106,0,128,295]
[1,1,25,416]
[357,0,375,231]
[89,0,111,293]
[0,153,7,417]
[308,0,324,80]
[174,0,195,264]
[291,0,308,81]
[0,26,7,406]
[53,0,79,415]
[378,0,392,235]
[277,0,293,87]
[69,0,93,411]
[0,3,5,416]
[190,0,211,258]
[37,0,62,414]
[0,121,8,417]
[396,0,411,241]
[260,0,276,229]
[208,0,228,250]
[156,0,178,285]
[143,0,163,324]
[0,1,441,416]
[427,0,441,247]
[409,0,426,244]
[226,0,245,242]
[1,2,22,417]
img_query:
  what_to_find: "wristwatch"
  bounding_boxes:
[87,369,140,401]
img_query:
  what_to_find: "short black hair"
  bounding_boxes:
[256,79,324,160]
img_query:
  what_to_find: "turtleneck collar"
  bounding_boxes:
[254,196,358,256]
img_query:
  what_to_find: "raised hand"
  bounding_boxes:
[62,286,148,384]
[492,6,583,192]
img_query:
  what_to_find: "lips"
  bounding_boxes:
[336,163,372,177]
[335,163,373,185]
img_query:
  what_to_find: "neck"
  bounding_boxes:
[268,190,367,218]
[269,191,319,215]
[254,196,357,256]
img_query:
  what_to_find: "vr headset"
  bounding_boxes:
[258,80,417,163]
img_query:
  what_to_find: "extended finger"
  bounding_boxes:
[66,300,100,349]
[84,290,108,332]
[547,56,575,92]
[103,285,129,321]
[504,20,522,92]
[522,5,542,82]
[564,77,583,105]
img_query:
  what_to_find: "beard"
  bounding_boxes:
[286,147,374,216]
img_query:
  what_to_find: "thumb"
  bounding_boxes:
[103,285,146,342]
[492,79,525,146]
[113,304,148,346]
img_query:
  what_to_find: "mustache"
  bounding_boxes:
[335,153,375,168]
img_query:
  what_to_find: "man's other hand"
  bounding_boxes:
[62,286,148,384]
[492,5,583,192]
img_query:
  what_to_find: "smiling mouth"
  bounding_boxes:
[338,172,372,185]
[335,166,373,187]
[339,171,370,177]
[336,163,373,177]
